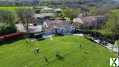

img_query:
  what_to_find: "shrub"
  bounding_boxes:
[61,8,80,20]
[0,10,16,35]
[0,23,16,35]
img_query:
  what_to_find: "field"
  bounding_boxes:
[0,35,115,67]
[0,6,33,22]
[0,6,32,12]
[0,6,16,11]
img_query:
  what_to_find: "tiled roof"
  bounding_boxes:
[72,16,105,28]
[43,20,69,32]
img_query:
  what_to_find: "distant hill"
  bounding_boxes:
[0,0,119,13]
[0,0,119,6]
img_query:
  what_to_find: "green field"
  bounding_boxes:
[0,35,115,67]
[0,6,32,12]
[0,6,33,23]
[0,6,16,11]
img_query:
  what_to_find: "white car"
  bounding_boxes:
[28,24,42,33]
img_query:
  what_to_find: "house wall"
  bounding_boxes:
[15,23,26,32]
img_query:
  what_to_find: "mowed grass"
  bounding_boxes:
[0,36,115,67]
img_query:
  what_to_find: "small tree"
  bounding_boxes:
[16,7,34,31]
[0,10,16,35]
[61,8,80,20]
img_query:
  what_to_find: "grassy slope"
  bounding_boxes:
[0,36,115,67]
[99,9,119,35]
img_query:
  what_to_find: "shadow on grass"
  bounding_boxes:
[0,37,47,46]
[0,37,25,46]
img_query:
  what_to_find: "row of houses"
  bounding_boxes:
[73,15,105,29]
[16,19,75,38]
[34,6,62,19]
[15,7,105,39]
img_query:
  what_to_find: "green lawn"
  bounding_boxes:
[0,35,115,67]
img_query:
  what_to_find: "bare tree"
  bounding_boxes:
[16,7,35,31]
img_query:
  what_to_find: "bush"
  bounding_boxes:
[0,10,16,35]
[61,8,80,20]
[100,10,119,35]
[0,23,16,35]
